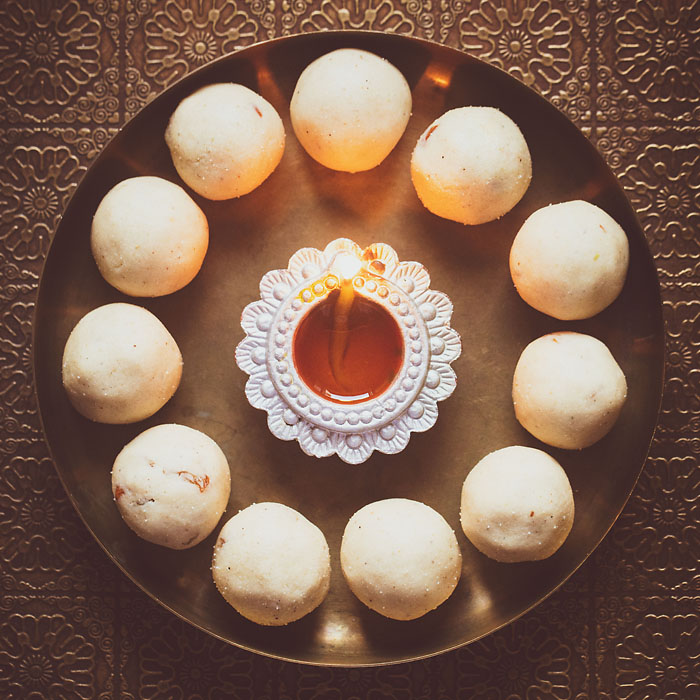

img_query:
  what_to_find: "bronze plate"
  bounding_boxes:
[33,31,664,666]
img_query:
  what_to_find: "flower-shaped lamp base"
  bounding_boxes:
[235,239,461,464]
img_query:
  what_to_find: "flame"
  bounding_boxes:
[331,252,362,282]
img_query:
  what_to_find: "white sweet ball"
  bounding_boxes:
[340,498,462,620]
[91,176,209,297]
[411,106,532,225]
[460,446,574,563]
[112,424,230,549]
[510,200,629,320]
[165,83,285,200]
[290,48,412,172]
[512,332,627,450]
[212,503,330,626]
[62,303,182,424]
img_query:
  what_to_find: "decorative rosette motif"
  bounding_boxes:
[236,239,461,464]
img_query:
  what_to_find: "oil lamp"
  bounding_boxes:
[236,239,461,464]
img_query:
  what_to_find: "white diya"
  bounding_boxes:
[236,239,461,464]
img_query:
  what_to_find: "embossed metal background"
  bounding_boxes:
[31,28,665,665]
[1,0,698,697]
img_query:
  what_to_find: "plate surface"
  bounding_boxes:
[34,31,664,666]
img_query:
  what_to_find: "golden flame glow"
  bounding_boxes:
[331,252,362,282]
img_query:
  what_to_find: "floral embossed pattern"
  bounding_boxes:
[619,142,700,260]
[0,0,699,697]
[0,0,118,123]
[138,623,254,699]
[300,0,418,35]
[615,1,700,104]
[0,1,101,105]
[459,0,574,92]
[616,614,700,700]
[458,616,573,698]
[143,0,261,87]
[0,614,96,699]
[0,144,82,262]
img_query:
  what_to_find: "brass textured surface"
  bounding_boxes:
[32,30,665,665]
[0,0,697,696]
